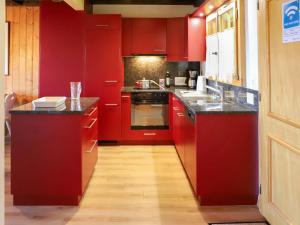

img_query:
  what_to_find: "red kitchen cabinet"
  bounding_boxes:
[172,95,185,162]
[84,15,123,141]
[121,92,172,144]
[11,99,99,205]
[166,17,206,61]
[186,16,206,61]
[167,18,187,61]
[172,94,258,205]
[122,18,167,55]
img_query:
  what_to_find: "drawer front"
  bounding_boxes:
[82,106,99,192]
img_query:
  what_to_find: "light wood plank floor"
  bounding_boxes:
[5,145,265,225]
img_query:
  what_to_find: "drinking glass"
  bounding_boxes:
[70,82,82,99]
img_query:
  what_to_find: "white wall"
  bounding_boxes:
[245,0,259,90]
[0,0,4,224]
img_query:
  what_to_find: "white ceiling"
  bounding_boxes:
[93,4,196,18]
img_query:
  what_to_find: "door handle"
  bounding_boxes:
[84,107,97,117]
[105,103,118,106]
[85,140,98,153]
[144,133,157,136]
[84,118,97,129]
[96,24,109,27]
[177,113,184,117]
[105,80,118,83]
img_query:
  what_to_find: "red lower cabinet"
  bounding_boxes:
[121,92,172,144]
[11,103,98,205]
[172,95,258,205]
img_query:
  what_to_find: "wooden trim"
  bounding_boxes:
[267,135,298,225]
[265,0,300,129]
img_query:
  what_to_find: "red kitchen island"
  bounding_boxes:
[10,97,99,205]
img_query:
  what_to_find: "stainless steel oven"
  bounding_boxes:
[131,92,169,130]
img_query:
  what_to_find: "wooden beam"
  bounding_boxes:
[64,0,84,10]
[90,0,195,5]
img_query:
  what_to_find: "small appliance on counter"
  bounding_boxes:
[165,71,171,88]
[187,70,199,89]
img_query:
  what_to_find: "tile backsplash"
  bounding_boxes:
[207,79,259,110]
[123,56,200,86]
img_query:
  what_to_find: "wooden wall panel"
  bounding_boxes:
[5,6,39,104]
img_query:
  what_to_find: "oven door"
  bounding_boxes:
[131,103,169,130]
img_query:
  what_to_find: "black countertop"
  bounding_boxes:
[121,87,257,114]
[10,97,99,115]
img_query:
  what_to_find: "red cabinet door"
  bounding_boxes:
[167,18,187,61]
[132,18,167,55]
[121,93,131,140]
[183,110,197,193]
[186,16,206,61]
[85,17,122,141]
[122,18,133,56]
[173,96,185,163]
[99,103,121,140]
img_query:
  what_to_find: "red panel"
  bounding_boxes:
[187,16,206,61]
[39,0,85,97]
[131,18,167,55]
[84,16,123,141]
[85,14,121,30]
[122,18,133,56]
[196,113,258,205]
[166,18,187,61]
[11,103,98,205]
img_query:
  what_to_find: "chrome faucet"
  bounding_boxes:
[205,84,224,101]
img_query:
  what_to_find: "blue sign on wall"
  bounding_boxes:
[283,0,300,29]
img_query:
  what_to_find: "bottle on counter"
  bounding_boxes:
[165,71,171,88]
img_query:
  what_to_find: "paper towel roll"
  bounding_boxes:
[196,76,207,93]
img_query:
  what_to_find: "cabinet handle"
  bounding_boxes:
[144,133,157,136]
[105,80,118,83]
[84,118,97,129]
[96,24,109,27]
[153,49,165,52]
[177,113,184,117]
[85,140,98,153]
[122,96,130,98]
[173,107,179,111]
[105,103,118,106]
[85,107,97,117]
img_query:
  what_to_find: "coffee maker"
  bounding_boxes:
[187,70,198,89]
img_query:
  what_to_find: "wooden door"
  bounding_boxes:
[258,1,300,224]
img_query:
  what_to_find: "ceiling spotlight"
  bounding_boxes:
[199,12,205,17]
[208,4,214,10]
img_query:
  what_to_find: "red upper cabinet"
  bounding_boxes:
[186,16,206,61]
[167,18,186,61]
[122,18,133,56]
[122,18,167,55]
[166,16,206,62]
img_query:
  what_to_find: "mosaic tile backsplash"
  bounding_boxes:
[207,79,259,110]
[123,56,200,86]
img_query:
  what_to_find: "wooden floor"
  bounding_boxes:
[5,145,265,225]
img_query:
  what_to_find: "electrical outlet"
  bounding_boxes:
[247,92,255,105]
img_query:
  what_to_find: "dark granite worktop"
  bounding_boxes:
[10,97,99,115]
[121,86,257,114]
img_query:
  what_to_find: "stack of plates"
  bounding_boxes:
[32,97,66,108]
